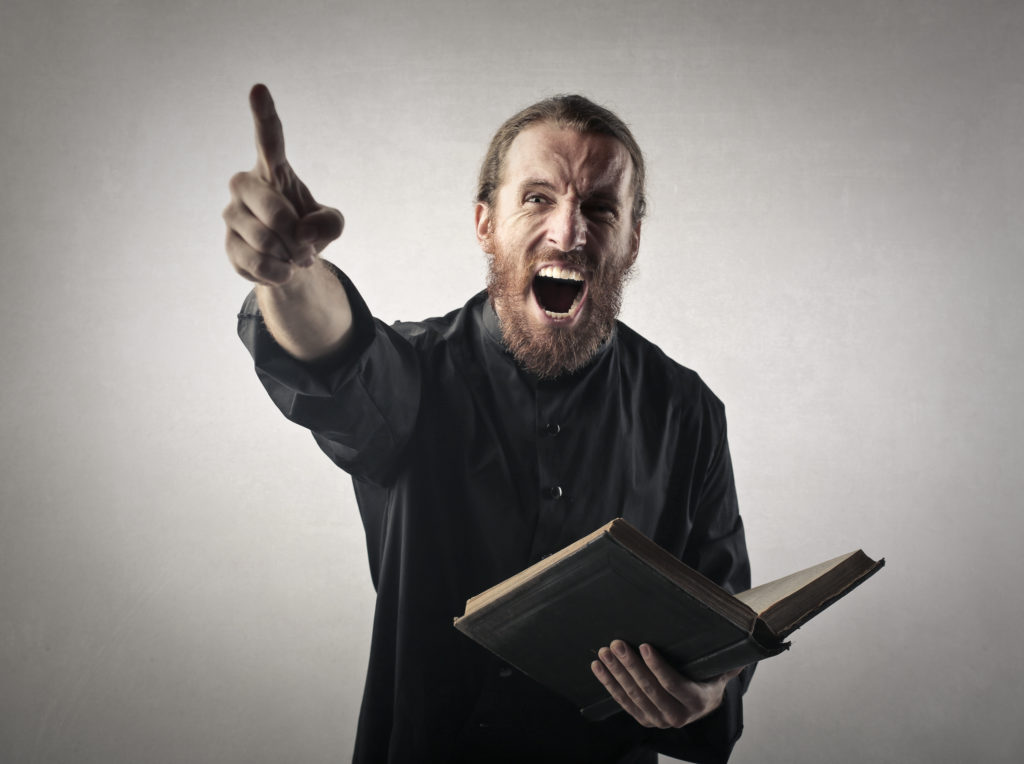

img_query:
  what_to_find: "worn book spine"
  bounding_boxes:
[679,628,788,681]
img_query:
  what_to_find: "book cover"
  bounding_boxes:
[454,518,883,719]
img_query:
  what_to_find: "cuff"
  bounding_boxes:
[236,260,377,397]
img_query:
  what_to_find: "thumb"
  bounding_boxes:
[296,207,345,252]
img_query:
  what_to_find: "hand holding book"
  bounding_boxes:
[591,639,744,728]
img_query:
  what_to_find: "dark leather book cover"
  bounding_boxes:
[454,518,883,720]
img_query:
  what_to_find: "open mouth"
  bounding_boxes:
[532,266,585,319]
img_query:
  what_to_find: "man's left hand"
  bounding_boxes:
[591,640,744,728]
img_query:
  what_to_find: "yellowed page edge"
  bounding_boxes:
[734,551,859,615]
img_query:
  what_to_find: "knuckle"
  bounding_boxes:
[625,687,646,704]
[253,228,280,255]
[228,171,250,194]
[254,257,289,283]
[636,712,661,729]
[637,678,658,695]
[228,254,256,281]
[330,209,345,237]
[225,230,246,258]
[664,710,689,728]
[269,206,295,233]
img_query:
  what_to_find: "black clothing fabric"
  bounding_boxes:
[238,265,752,763]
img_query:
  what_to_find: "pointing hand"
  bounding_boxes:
[223,84,344,285]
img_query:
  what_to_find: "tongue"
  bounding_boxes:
[534,278,579,313]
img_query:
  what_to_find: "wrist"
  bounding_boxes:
[255,259,321,301]
[255,260,353,362]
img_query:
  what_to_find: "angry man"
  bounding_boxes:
[226,84,752,763]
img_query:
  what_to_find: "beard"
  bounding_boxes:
[486,240,634,379]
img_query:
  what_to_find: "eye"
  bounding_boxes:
[584,202,618,221]
[524,194,549,205]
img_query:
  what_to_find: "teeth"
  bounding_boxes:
[538,265,583,281]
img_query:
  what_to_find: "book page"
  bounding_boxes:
[735,551,859,615]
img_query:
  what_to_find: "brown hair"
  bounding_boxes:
[476,95,647,223]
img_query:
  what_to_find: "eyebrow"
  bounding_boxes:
[518,178,558,194]
[584,190,621,205]
[517,178,623,204]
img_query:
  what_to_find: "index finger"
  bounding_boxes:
[249,83,286,178]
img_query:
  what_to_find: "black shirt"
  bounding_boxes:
[238,265,752,763]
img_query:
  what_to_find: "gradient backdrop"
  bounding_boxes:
[2,1,1021,762]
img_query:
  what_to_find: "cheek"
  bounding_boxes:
[506,212,548,243]
[496,225,546,265]
[492,243,530,285]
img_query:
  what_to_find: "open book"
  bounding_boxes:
[454,518,883,720]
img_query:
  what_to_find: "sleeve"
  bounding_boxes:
[649,385,754,763]
[236,262,422,487]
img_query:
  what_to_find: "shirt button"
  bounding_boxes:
[543,485,563,500]
[544,422,561,437]
[498,667,514,679]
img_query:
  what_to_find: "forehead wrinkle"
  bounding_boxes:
[502,124,634,205]
[558,143,624,194]
[516,154,629,202]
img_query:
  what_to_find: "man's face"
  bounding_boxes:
[475,122,641,378]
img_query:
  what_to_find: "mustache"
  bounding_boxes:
[527,247,593,272]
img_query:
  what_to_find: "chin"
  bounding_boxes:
[493,294,616,379]
[486,243,633,379]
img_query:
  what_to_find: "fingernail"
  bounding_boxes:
[613,642,626,657]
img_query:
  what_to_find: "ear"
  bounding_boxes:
[474,202,494,253]
[628,220,642,266]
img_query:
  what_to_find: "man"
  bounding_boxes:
[226,84,752,763]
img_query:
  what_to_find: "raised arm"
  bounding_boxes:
[223,84,351,361]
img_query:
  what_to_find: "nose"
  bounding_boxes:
[547,202,587,252]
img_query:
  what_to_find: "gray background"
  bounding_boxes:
[1,0,1021,762]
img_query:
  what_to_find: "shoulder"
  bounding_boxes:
[388,291,487,349]
[613,320,726,420]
